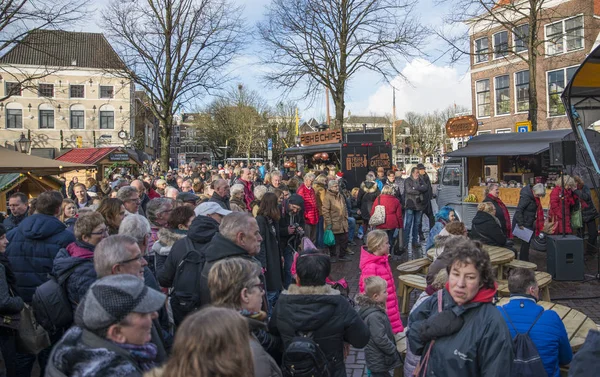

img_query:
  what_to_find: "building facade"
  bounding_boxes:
[468,0,600,134]
[0,30,134,158]
[344,114,391,132]
[133,91,160,160]
[170,113,211,164]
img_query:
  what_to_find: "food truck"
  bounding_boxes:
[436,129,600,229]
[283,127,393,189]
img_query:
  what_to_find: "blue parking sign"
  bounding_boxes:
[518,126,529,133]
[268,138,273,150]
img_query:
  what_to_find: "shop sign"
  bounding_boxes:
[109,152,130,161]
[516,121,532,133]
[446,115,478,138]
[300,130,342,146]
[345,153,368,170]
[370,153,391,169]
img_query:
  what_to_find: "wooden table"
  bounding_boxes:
[498,271,552,301]
[427,245,515,279]
[396,299,597,356]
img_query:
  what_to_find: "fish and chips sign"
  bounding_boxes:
[446,115,478,138]
[300,130,342,146]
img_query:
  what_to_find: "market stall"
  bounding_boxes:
[0,173,62,213]
[56,147,142,184]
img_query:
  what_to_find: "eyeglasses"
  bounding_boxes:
[90,228,108,235]
[250,283,265,292]
[118,253,145,264]
[125,198,141,204]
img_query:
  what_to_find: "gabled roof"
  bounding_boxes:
[56,147,117,164]
[0,147,94,175]
[0,30,126,70]
[345,115,390,125]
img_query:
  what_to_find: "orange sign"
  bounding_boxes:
[446,115,478,138]
[345,153,368,170]
[370,153,391,169]
[300,130,342,146]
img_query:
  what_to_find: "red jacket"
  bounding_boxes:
[549,186,575,234]
[148,188,161,199]
[297,183,319,225]
[370,194,403,229]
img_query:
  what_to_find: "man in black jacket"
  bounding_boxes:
[404,167,428,250]
[417,163,434,242]
[208,179,231,210]
[270,251,370,377]
[278,194,305,288]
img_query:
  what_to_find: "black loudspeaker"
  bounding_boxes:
[549,140,577,166]
[547,235,584,281]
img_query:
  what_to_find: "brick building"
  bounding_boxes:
[467,0,600,134]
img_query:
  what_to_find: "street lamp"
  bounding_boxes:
[278,129,288,139]
[15,132,31,154]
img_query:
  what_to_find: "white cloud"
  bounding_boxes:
[347,58,472,119]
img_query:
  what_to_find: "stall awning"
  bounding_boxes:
[446,129,573,157]
[0,147,95,175]
[284,143,342,155]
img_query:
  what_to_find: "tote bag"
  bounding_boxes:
[16,304,50,355]
[369,197,386,227]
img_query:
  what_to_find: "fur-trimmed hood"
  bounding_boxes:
[151,228,186,256]
[356,294,386,313]
[360,181,378,194]
[282,284,340,296]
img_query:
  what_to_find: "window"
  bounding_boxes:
[546,15,583,55]
[70,85,84,98]
[514,24,529,53]
[496,128,512,133]
[442,167,460,186]
[6,109,22,129]
[474,37,489,63]
[495,75,510,115]
[39,110,54,129]
[38,83,54,97]
[5,82,21,96]
[100,86,114,99]
[515,70,530,112]
[70,110,85,129]
[493,31,509,59]
[548,66,578,116]
[476,79,491,118]
[477,130,492,135]
[99,111,114,129]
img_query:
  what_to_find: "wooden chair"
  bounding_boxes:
[397,274,427,314]
[505,259,537,271]
[498,271,552,301]
[397,258,431,275]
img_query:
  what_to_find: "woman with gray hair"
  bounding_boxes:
[322,179,350,262]
[229,184,247,213]
[145,198,174,274]
[251,185,269,217]
[514,183,547,261]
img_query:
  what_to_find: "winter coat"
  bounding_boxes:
[269,284,370,377]
[46,327,144,377]
[230,196,247,212]
[385,178,405,205]
[470,211,507,247]
[199,232,263,306]
[297,183,319,225]
[256,215,283,292]
[64,217,77,234]
[152,228,186,277]
[313,182,327,216]
[568,330,600,377]
[425,220,447,251]
[425,231,463,286]
[74,195,93,208]
[549,186,575,234]
[6,214,75,302]
[404,176,428,211]
[498,296,572,377]
[322,190,349,234]
[278,199,305,252]
[514,185,538,230]
[245,314,283,377]
[483,195,511,237]
[404,292,431,377]
[52,241,97,311]
[574,184,599,223]
[357,181,380,222]
[208,192,231,211]
[356,295,402,373]
[239,179,255,211]
[0,263,23,316]
[358,247,403,333]
[369,194,402,230]
[2,212,27,232]
[407,288,513,377]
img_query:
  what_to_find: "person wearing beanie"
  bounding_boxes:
[45,274,166,377]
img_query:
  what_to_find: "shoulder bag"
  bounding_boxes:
[16,303,50,355]
[369,197,386,227]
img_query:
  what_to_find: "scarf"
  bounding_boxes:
[239,309,268,322]
[444,281,498,304]
[487,194,512,238]
[113,342,157,372]
[0,253,18,293]
[535,196,545,236]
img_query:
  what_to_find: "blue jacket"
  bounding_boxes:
[6,214,75,302]
[499,296,573,377]
[52,241,97,311]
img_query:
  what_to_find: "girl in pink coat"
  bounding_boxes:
[359,229,404,333]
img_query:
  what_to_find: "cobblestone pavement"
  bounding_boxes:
[330,232,600,377]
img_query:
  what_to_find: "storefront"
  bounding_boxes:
[56,147,142,184]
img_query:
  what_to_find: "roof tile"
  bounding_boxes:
[56,147,117,165]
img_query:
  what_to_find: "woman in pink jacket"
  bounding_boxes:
[359,229,404,333]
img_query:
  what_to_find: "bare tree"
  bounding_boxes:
[0,0,91,101]
[257,0,425,129]
[437,0,592,131]
[102,0,245,170]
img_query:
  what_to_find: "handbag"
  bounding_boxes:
[413,289,443,376]
[369,197,386,227]
[571,203,583,229]
[0,312,20,331]
[15,304,50,355]
[323,229,336,247]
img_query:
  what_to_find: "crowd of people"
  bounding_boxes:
[0,159,597,377]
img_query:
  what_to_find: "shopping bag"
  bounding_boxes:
[571,205,583,229]
[369,197,386,226]
[324,229,336,247]
[16,304,50,355]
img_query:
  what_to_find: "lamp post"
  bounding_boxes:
[15,132,31,154]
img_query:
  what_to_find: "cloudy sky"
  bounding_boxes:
[89,0,472,121]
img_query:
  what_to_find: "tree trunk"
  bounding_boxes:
[160,117,172,171]
[333,90,345,129]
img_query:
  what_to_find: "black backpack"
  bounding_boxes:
[500,307,548,377]
[170,237,205,326]
[32,262,83,333]
[282,331,330,377]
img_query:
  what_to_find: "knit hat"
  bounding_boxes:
[288,194,304,207]
[75,274,166,330]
